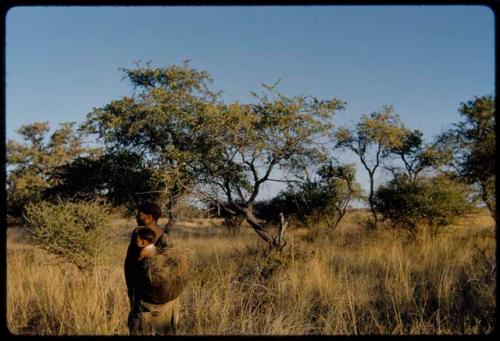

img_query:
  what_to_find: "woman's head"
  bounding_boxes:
[136,202,162,227]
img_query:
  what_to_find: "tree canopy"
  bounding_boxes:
[383,129,450,183]
[334,105,406,228]
[7,61,493,243]
[6,121,100,216]
[440,95,495,221]
[83,62,345,247]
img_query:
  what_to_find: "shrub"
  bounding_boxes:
[254,182,336,226]
[373,174,476,235]
[253,192,305,225]
[23,198,112,271]
[254,165,361,230]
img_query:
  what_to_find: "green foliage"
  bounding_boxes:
[83,61,219,197]
[6,121,101,217]
[120,60,214,94]
[83,62,345,245]
[255,161,362,229]
[373,174,476,235]
[335,105,406,154]
[316,162,364,228]
[440,95,495,221]
[197,85,346,239]
[23,199,112,271]
[196,82,345,216]
[385,129,449,182]
[46,150,163,212]
[254,181,326,225]
[335,105,407,227]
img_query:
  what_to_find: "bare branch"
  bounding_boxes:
[257,158,277,185]
[246,158,260,186]
[276,212,288,250]
[266,178,302,184]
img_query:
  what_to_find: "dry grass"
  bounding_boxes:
[6,210,496,335]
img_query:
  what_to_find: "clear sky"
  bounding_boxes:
[6,5,495,202]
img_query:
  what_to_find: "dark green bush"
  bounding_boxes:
[45,150,163,213]
[255,170,361,230]
[23,198,112,271]
[374,174,476,235]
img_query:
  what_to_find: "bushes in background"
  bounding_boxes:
[374,174,476,235]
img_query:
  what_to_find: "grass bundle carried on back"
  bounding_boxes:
[141,245,191,304]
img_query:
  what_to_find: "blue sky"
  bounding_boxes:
[6,5,495,202]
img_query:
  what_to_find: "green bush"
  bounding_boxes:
[23,198,112,271]
[374,174,476,235]
[255,162,361,230]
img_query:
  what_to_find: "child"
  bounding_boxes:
[135,227,157,261]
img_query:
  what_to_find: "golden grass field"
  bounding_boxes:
[6,210,496,335]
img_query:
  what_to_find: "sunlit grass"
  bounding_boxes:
[7,210,495,335]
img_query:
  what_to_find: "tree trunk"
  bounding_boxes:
[164,198,178,235]
[241,207,286,249]
[480,180,496,224]
[368,174,378,229]
[241,207,275,245]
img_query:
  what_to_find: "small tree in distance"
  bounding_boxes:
[254,160,362,231]
[384,129,450,183]
[334,105,406,229]
[316,161,363,230]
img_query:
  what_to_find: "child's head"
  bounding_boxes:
[136,202,162,227]
[136,227,157,248]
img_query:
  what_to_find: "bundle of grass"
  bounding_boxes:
[140,245,191,304]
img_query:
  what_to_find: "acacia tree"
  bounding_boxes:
[334,105,406,228]
[6,121,100,217]
[384,129,450,183]
[83,61,221,232]
[316,161,363,229]
[193,84,346,247]
[84,62,345,248]
[440,95,495,221]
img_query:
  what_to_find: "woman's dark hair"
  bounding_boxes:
[138,202,162,221]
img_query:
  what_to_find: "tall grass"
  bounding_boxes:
[6,211,495,335]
